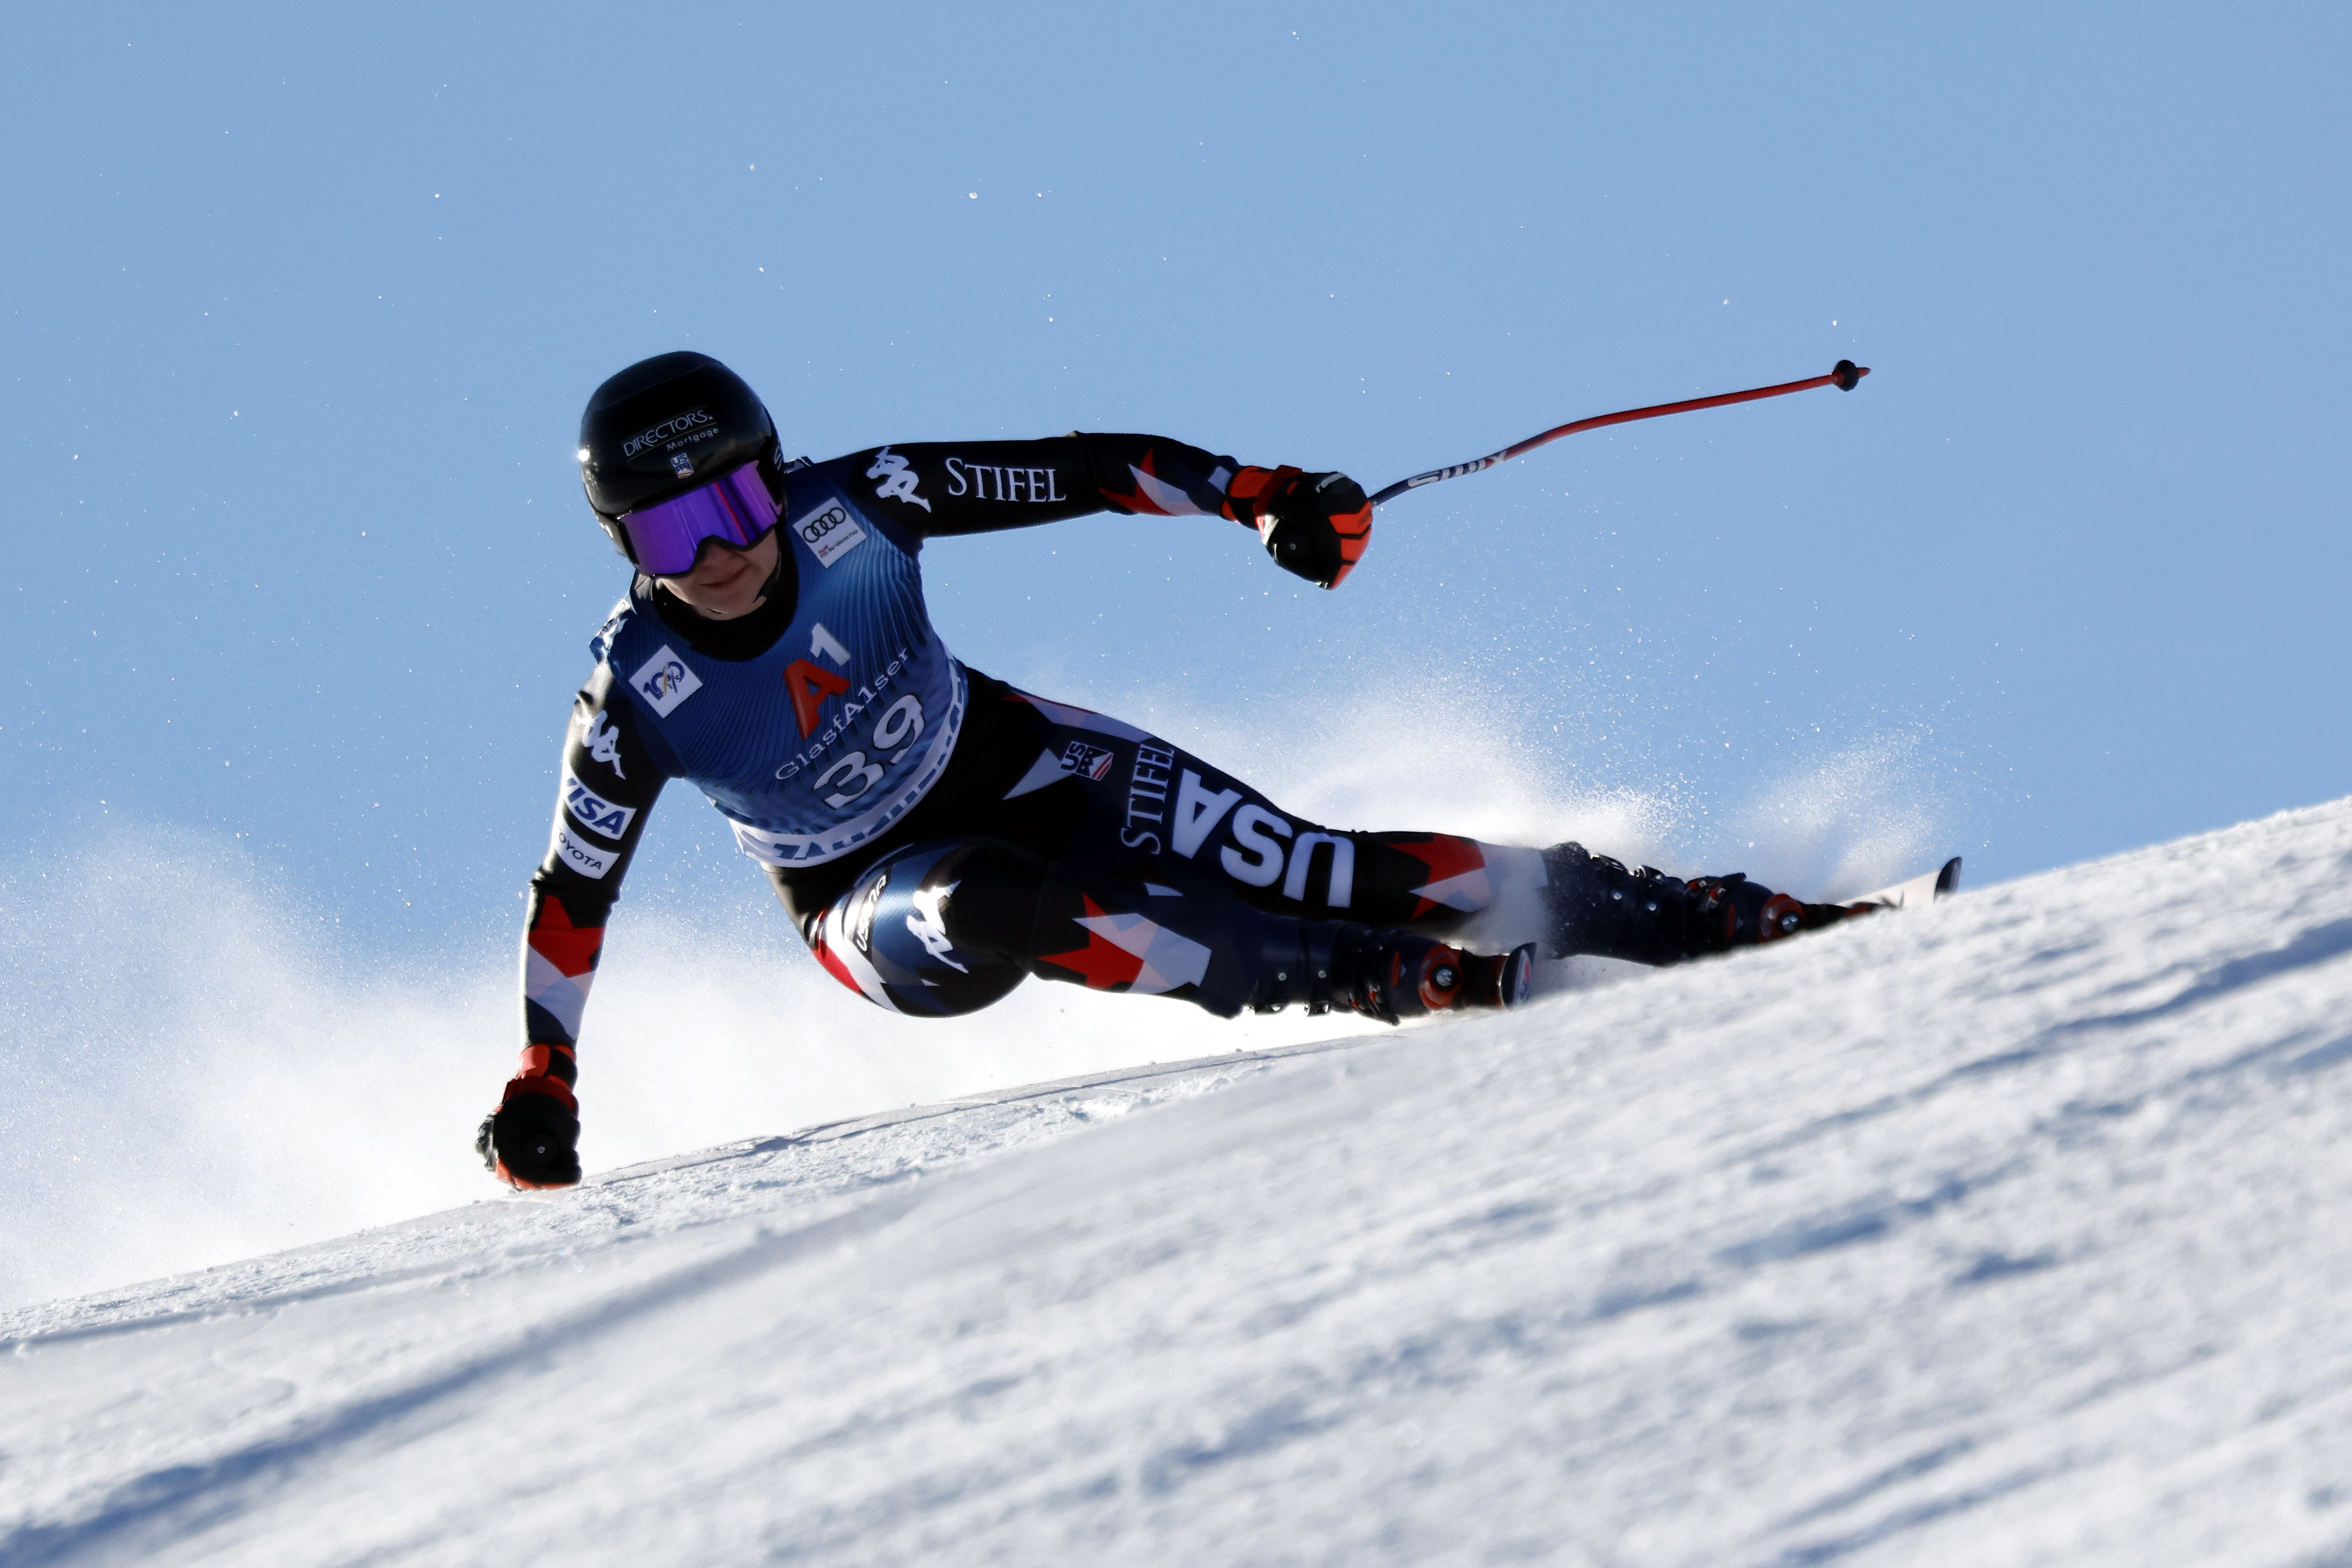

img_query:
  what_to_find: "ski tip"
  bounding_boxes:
[1832,359,1869,391]
[1842,856,1960,912]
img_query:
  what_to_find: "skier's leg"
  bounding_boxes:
[997,692,1865,968]
[770,672,1855,1020]
[799,834,1534,1024]
[985,688,1548,938]
[895,683,1860,982]
[1013,855,1537,1022]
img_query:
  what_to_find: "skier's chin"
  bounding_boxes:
[687,577,764,619]
[664,538,774,619]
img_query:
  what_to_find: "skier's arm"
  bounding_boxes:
[835,434,1373,588]
[478,665,669,1189]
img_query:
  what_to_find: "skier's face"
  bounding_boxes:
[656,528,780,620]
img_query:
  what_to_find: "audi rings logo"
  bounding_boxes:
[620,407,713,458]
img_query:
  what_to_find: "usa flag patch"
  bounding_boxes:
[1060,740,1116,781]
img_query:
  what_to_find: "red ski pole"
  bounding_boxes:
[1368,359,1869,507]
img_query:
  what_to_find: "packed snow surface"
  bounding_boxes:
[9,798,2352,1565]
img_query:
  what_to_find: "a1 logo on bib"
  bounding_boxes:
[630,644,703,718]
[794,500,868,568]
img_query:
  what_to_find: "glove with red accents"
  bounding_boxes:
[475,1048,581,1189]
[1224,466,1373,589]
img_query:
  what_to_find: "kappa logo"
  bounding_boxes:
[865,446,932,512]
[1059,740,1116,782]
[793,500,868,568]
[583,710,626,779]
[560,767,637,841]
[907,880,969,973]
[629,645,703,718]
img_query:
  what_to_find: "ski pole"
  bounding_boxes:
[1368,359,1869,507]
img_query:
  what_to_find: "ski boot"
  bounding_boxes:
[1250,920,1537,1025]
[1539,842,1867,966]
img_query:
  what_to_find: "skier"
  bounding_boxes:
[479,352,1864,1189]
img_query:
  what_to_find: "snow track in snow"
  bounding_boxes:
[8,799,2352,1565]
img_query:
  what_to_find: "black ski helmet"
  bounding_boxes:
[577,351,777,560]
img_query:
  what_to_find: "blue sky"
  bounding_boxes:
[8,2,2348,954]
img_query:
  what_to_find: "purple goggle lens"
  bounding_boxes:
[617,461,781,576]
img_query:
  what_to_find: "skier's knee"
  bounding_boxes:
[807,839,1039,1017]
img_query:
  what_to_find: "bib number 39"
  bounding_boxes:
[814,752,883,808]
[813,695,925,810]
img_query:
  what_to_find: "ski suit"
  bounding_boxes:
[517,433,1556,1087]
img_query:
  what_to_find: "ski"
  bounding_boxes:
[1846,857,1962,911]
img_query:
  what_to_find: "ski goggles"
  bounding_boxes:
[614,460,782,576]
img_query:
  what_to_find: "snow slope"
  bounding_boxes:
[7,798,2352,1566]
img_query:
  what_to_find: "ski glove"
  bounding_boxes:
[476,1052,582,1189]
[1225,467,1373,589]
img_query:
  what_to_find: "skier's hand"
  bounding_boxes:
[1225,467,1373,589]
[477,1079,581,1190]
